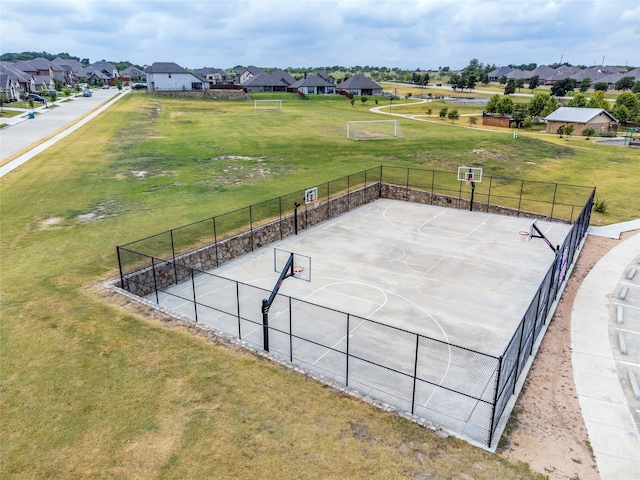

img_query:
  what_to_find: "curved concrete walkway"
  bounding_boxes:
[573,222,640,480]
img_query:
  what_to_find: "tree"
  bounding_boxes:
[439,107,448,119]
[528,93,550,119]
[466,74,477,91]
[486,94,500,114]
[593,82,608,92]
[361,96,368,105]
[612,104,630,123]
[579,78,591,93]
[496,96,515,116]
[586,90,608,110]
[512,106,527,127]
[479,73,489,85]
[551,78,575,97]
[633,81,640,94]
[515,79,525,91]
[540,96,559,118]
[504,79,516,95]
[499,75,507,85]
[469,116,478,125]
[563,124,575,138]
[567,93,588,107]
[528,75,539,91]
[449,73,461,91]
[615,76,635,91]
[0,92,6,114]
[447,109,460,123]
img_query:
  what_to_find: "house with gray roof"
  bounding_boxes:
[0,63,35,100]
[147,62,208,91]
[336,74,382,96]
[235,66,264,85]
[242,72,288,92]
[488,67,514,82]
[193,67,229,86]
[121,66,147,82]
[543,107,618,135]
[289,73,334,95]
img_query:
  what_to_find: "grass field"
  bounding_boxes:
[1,91,637,479]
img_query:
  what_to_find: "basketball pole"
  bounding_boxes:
[470,181,475,212]
[262,253,295,352]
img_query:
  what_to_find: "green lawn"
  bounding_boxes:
[1,92,637,479]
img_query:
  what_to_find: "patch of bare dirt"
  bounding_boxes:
[500,233,632,480]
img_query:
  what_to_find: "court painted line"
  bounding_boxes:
[614,303,640,311]
[615,328,640,335]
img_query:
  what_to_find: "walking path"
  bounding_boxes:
[576,223,640,480]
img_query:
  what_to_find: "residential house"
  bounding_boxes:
[335,74,383,96]
[193,67,229,86]
[0,63,35,100]
[543,107,618,135]
[488,67,514,82]
[289,73,334,95]
[146,62,209,91]
[242,72,288,92]
[270,69,296,87]
[235,66,264,85]
[91,61,119,85]
[77,66,110,86]
[121,66,147,83]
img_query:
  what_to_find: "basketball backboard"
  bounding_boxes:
[274,248,311,282]
[457,166,483,183]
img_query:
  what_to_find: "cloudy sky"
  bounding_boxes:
[2,0,639,70]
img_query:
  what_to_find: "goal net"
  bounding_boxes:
[346,120,403,140]
[254,99,282,110]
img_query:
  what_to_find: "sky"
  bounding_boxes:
[2,0,639,71]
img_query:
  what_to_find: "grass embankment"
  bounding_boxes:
[1,92,637,479]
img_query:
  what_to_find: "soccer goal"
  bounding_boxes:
[254,99,282,110]
[346,120,404,140]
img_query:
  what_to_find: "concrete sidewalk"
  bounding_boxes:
[573,222,640,480]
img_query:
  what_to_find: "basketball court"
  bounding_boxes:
[150,198,572,356]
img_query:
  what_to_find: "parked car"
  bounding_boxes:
[26,93,46,103]
[132,83,147,90]
[79,83,88,89]
[102,84,109,89]
[82,90,92,97]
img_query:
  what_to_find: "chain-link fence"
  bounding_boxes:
[116,166,595,448]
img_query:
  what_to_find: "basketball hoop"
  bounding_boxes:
[293,266,305,275]
[519,230,531,242]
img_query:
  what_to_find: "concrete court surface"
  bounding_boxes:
[157,199,572,357]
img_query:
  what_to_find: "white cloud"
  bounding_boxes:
[1,0,638,69]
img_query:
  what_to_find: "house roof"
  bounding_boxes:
[271,69,296,86]
[336,74,381,90]
[243,72,287,87]
[544,107,618,123]
[488,66,514,78]
[53,57,85,73]
[290,74,331,89]
[121,66,146,76]
[147,62,188,74]
[0,63,33,82]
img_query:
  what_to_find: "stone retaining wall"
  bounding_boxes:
[120,182,565,296]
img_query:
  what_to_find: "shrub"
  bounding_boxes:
[593,199,609,213]
[583,127,596,138]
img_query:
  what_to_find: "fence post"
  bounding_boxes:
[191,268,198,322]
[279,196,283,240]
[513,320,525,394]
[379,165,383,198]
[430,170,435,205]
[289,296,293,362]
[249,206,254,252]
[488,356,504,448]
[236,282,241,338]
[550,183,558,222]
[213,217,219,267]
[170,230,178,284]
[151,257,159,304]
[487,176,493,213]
[116,247,125,291]
[348,175,351,210]
[411,335,420,415]
[517,180,524,217]
[405,168,410,201]
[346,314,350,387]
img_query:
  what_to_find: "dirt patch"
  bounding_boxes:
[40,217,63,228]
[500,233,631,480]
